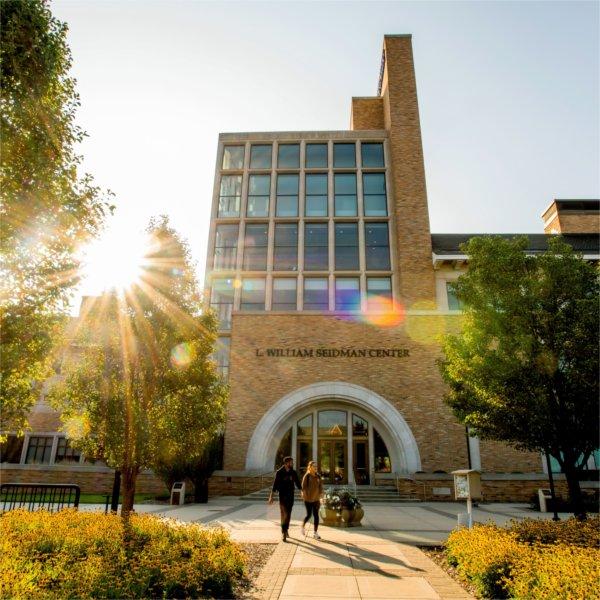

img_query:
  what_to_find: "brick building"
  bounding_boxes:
[2,35,598,501]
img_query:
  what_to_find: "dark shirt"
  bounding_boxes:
[271,465,301,501]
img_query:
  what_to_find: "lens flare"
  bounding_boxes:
[361,296,406,328]
[62,414,90,440]
[170,342,195,369]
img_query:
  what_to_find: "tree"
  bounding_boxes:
[50,218,228,515]
[439,236,599,519]
[154,435,223,503]
[0,0,112,433]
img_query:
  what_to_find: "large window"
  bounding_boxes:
[0,435,24,463]
[305,143,328,168]
[243,224,268,271]
[374,429,392,472]
[333,143,356,168]
[214,224,238,270]
[305,174,328,217]
[361,143,384,167]
[367,277,392,311]
[335,223,359,270]
[277,143,300,168]
[363,173,387,216]
[250,144,272,169]
[25,436,53,464]
[210,278,234,329]
[55,438,82,464]
[276,174,299,217]
[272,278,297,311]
[303,278,328,310]
[304,223,329,271]
[318,410,347,436]
[222,145,244,170]
[335,277,360,311]
[365,222,390,270]
[213,337,231,380]
[446,282,464,310]
[247,175,270,217]
[334,173,357,216]
[274,223,298,271]
[218,175,242,217]
[240,278,265,311]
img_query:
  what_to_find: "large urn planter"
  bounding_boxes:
[320,488,364,528]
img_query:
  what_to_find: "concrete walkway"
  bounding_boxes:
[80,498,577,599]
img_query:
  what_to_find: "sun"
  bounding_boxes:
[80,225,149,294]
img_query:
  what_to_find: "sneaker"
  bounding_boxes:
[300,525,306,537]
[282,532,287,542]
[313,532,321,540]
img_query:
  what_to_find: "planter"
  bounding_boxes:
[320,506,364,528]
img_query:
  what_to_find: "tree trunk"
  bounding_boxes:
[193,476,209,503]
[563,464,586,520]
[121,467,138,517]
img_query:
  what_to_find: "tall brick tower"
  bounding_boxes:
[351,35,435,306]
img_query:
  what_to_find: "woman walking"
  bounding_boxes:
[301,461,323,539]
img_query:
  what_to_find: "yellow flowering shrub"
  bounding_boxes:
[508,543,600,600]
[446,518,600,599]
[0,509,246,599]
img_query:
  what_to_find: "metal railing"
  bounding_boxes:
[1,483,81,513]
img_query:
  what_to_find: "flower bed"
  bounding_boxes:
[0,509,246,599]
[445,517,600,599]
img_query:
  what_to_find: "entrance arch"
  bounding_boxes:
[245,382,421,480]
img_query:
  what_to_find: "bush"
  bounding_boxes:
[0,509,246,599]
[446,518,600,600]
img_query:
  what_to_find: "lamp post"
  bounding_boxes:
[545,451,560,521]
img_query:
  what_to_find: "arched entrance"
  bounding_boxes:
[245,382,421,483]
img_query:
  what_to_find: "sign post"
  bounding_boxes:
[452,469,481,528]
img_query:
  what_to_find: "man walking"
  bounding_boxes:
[268,456,301,541]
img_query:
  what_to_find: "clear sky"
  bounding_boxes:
[51,0,599,302]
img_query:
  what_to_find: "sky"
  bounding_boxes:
[50,0,600,304]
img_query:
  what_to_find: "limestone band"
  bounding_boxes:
[255,348,410,358]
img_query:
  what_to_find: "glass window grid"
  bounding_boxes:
[276,174,299,217]
[25,436,54,464]
[243,223,269,271]
[214,139,392,316]
[247,174,271,217]
[55,437,82,464]
[304,222,329,271]
[240,278,266,311]
[218,175,242,218]
[214,224,238,270]
[273,223,298,271]
[272,278,297,311]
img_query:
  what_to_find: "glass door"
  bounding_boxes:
[353,440,370,485]
[318,440,347,484]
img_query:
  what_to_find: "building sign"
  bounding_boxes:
[255,347,410,358]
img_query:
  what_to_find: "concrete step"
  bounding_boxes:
[240,486,420,502]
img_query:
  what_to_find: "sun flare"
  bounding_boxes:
[81,226,149,294]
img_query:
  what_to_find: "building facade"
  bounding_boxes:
[2,35,598,501]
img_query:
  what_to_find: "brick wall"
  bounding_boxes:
[350,97,385,130]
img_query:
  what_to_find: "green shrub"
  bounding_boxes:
[0,509,246,599]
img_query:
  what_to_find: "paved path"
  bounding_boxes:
[80,499,577,599]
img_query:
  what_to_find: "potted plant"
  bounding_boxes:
[320,487,364,527]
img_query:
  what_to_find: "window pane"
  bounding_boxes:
[276,174,298,216]
[273,278,297,310]
[365,223,390,270]
[250,144,272,169]
[363,173,387,216]
[55,438,82,464]
[306,195,328,217]
[306,173,327,195]
[214,224,238,270]
[352,414,369,437]
[446,282,463,310]
[318,410,347,436]
[334,173,357,216]
[335,277,360,310]
[277,143,300,168]
[367,277,392,311]
[241,278,265,311]
[297,414,313,437]
[0,435,24,463]
[211,279,234,329]
[274,224,298,271]
[25,436,53,464]
[306,143,328,168]
[218,175,242,217]
[304,223,329,270]
[304,278,328,310]
[333,143,356,167]
[335,223,359,270]
[222,145,244,169]
[213,337,230,380]
[243,224,268,270]
[374,428,392,472]
[361,143,384,167]
[305,174,328,217]
[247,175,270,217]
